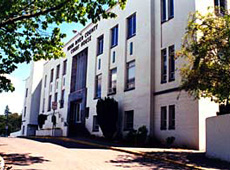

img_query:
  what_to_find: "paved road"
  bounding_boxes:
[0,137,190,170]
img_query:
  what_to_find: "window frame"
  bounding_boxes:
[125,60,135,91]
[160,106,167,130]
[108,68,117,95]
[97,35,104,56]
[124,110,134,131]
[93,115,99,132]
[161,48,167,84]
[168,105,175,130]
[50,69,54,83]
[63,60,67,76]
[168,45,175,82]
[127,13,136,39]
[95,74,102,99]
[111,25,119,48]
[168,0,174,19]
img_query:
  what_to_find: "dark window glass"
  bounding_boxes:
[24,107,26,117]
[48,95,52,111]
[130,42,133,55]
[25,88,28,98]
[111,25,118,47]
[85,107,89,118]
[124,110,134,131]
[50,69,54,82]
[108,68,117,94]
[44,75,47,88]
[60,89,65,108]
[56,65,60,79]
[42,98,45,113]
[169,105,175,130]
[54,92,58,103]
[168,0,174,19]
[95,74,102,98]
[93,115,99,132]
[98,58,101,70]
[97,35,104,55]
[161,49,167,83]
[127,14,136,38]
[126,61,135,89]
[161,106,167,130]
[63,60,67,75]
[168,45,175,81]
[215,0,227,15]
[161,0,167,22]
[112,51,116,63]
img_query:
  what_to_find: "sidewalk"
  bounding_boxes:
[26,136,230,170]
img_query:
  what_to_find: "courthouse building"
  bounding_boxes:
[21,0,228,150]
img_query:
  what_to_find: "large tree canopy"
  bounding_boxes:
[177,10,230,105]
[0,0,126,92]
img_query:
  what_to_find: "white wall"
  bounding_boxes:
[206,114,230,162]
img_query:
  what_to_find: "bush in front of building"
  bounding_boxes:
[38,114,48,129]
[96,97,118,140]
[125,126,148,146]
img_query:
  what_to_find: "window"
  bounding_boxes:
[168,0,174,19]
[25,88,28,98]
[161,0,174,22]
[48,95,52,111]
[44,75,47,88]
[60,89,65,108]
[169,105,175,130]
[50,69,54,82]
[126,61,135,90]
[161,0,167,22]
[127,14,136,39]
[124,110,134,131]
[108,68,117,94]
[42,98,45,112]
[85,107,89,118]
[161,49,167,83]
[98,58,101,70]
[215,0,227,15]
[95,74,102,98]
[24,107,26,117]
[168,45,175,81]
[63,60,67,75]
[93,115,99,132]
[97,35,104,55]
[130,42,133,55]
[112,51,116,63]
[56,64,60,79]
[111,25,118,47]
[54,92,58,103]
[160,106,167,130]
[22,126,25,135]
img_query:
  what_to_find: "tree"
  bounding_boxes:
[177,10,230,106]
[96,97,118,140]
[0,0,126,92]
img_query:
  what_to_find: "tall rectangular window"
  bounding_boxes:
[60,89,65,108]
[124,110,134,131]
[215,0,227,15]
[112,51,116,63]
[98,58,101,70]
[48,95,52,111]
[44,75,47,88]
[24,107,26,117]
[97,35,104,55]
[160,106,167,130]
[25,88,28,98]
[111,25,118,47]
[63,60,67,75]
[93,115,99,132]
[56,64,60,79]
[168,0,174,19]
[54,92,58,103]
[95,74,102,98]
[161,49,167,83]
[169,105,175,130]
[130,42,133,55]
[161,0,167,22]
[126,61,135,90]
[127,14,136,39]
[42,98,45,113]
[50,69,54,82]
[168,45,175,81]
[108,68,117,94]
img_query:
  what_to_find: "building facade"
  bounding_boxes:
[22,0,229,149]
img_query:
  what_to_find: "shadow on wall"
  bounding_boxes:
[0,152,49,167]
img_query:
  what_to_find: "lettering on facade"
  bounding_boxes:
[68,24,98,54]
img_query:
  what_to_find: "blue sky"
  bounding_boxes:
[0,22,85,115]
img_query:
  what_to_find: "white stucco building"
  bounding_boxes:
[22,0,229,150]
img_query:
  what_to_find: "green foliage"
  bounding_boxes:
[125,126,148,145]
[96,97,118,140]
[177,10,230,105]
[0,113,21,136]
[0,0,127,92]
[166,136,175,147]
[38,114,47,129]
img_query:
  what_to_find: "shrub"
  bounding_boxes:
[166,136,175,147]
[38,114,47,129]
[96,97,118,140]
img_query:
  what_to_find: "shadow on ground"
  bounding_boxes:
[0,152,49,167]
[107,154,191,170]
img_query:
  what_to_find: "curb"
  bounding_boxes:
[29,136,208,170]
[0,156,4,170]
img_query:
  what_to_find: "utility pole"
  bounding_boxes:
[4,105,9,137]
